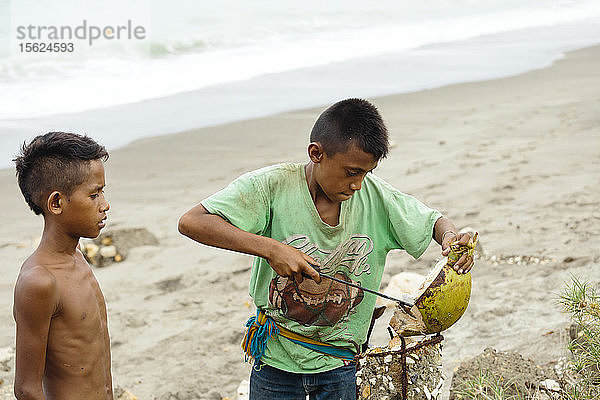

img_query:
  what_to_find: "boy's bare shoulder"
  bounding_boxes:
[14,262,59,312]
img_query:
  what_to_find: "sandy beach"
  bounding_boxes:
[1,45,599,399]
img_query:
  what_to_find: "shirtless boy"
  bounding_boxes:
[13,132,113,400]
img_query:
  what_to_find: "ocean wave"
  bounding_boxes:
[1,0,599,119]
[148,39,213,57]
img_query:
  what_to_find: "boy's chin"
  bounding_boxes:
[336,192,354,202]
[80,228,103,239]
[323,191,351,203]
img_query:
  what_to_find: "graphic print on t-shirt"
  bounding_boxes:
[269,271,364,326]
[268,234,373,327]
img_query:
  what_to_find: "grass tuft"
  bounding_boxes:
[454,369,530,400]
[557,275,600,400]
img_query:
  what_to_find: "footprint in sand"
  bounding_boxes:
[155,275,186,293]
[122,314,147,329]
[492,184,515,193]
[489,196,516,205]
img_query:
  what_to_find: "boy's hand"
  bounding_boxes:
[267,242,322,283]
[441,232,474,274]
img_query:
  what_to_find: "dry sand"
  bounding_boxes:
[1,45,599,399]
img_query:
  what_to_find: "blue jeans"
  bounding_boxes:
[250,361,357,400]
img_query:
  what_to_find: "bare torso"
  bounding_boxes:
[17,250,113,400]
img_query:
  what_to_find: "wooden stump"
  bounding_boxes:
[356,335,444,400]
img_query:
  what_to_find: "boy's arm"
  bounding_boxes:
[13,267,59,400]
[178,204,321,283]
[433,216,474,273]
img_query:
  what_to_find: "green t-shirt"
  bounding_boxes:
[201,163,441,373]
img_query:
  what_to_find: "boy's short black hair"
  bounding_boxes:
[14,132,109,215]
[310,98,389,160]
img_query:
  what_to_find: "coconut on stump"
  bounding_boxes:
[357,233,478,399]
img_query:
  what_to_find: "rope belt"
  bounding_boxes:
[241,309,356,363]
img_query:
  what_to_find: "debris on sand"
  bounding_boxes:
[114,387,138,400]
[81,227,158,267]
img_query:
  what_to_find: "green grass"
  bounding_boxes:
[453,369,530,400]
[557,275,600,400]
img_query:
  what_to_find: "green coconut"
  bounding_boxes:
[414,258,472,333]
[389,233,477,336]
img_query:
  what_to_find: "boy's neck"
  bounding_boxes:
[304,162,343,226]
[305,162,338,206]
[39,219,80,257]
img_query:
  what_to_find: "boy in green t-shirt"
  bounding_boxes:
[178,98,473,399]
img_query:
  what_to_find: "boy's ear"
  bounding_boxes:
[308,142,324,163]
[46,191,64,216]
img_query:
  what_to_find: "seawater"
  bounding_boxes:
[1,0,600,168]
